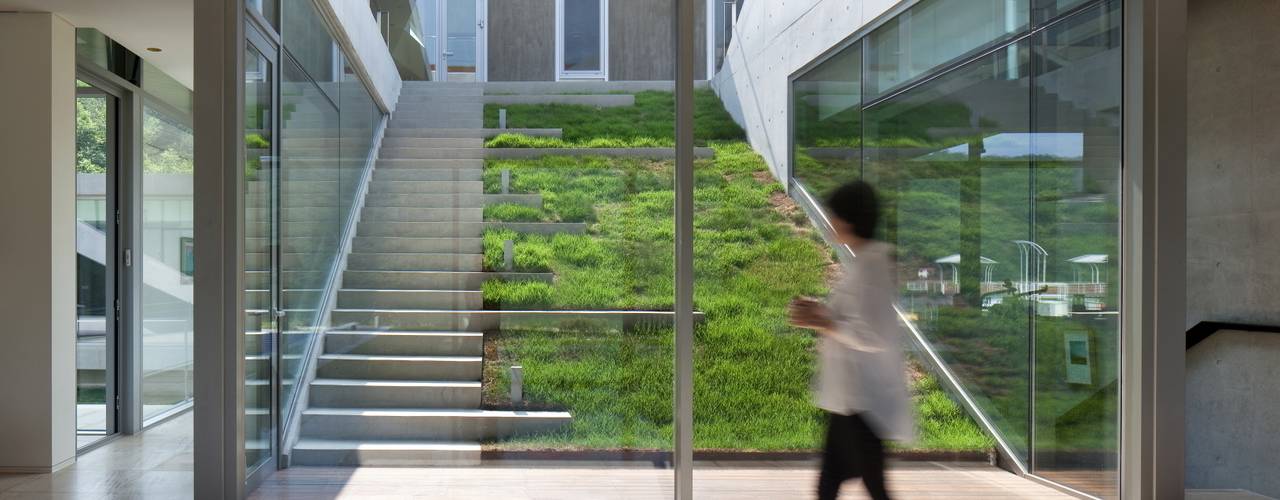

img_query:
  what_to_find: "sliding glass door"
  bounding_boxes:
[75,79,120,450]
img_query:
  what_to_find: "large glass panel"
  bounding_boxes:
[1034,0,1092,24]
[445,0,479,81]
[370,0,434,80]
[282,0,338,98]
[244,44,276,473]
[791,41,862,200]
[279,56,341,421]
[140,105,196,423]
[249,0,280,29]
[339,62,376,225]
[864,42,1034,460]
[1030,2,1121,497]
[75,81,116,449]
[865,0,1030,99]
[562,0,602,73]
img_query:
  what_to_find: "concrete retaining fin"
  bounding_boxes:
[486,147,715,160]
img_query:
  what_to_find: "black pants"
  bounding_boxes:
[817,412,890,500]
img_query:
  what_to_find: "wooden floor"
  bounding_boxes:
[0,413,1074,499]
[249,462,1074,499]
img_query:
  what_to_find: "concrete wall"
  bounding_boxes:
[486,0,707,82]
[1186,331,1280,497]
[0,12,78,473]
[1184,0,1280,495]
[607,0,707,81]
[321,0,403,113]
[488,0,556,81]
[1185,0,1280,328]
[711,0,900,181]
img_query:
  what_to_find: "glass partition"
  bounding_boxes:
[792,41,862,200]
[244,42,277,475]
[140,104,196,423]
[1029,1,1121,497]
[865,0,1030,99]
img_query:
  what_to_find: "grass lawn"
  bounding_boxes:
[483,89,745,148]
[478,139,994,452]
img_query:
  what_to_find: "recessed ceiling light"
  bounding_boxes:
[146,47,162,53]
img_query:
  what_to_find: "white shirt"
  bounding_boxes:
[813,241,914,442]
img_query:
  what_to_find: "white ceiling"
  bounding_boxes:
[0,0,194,89]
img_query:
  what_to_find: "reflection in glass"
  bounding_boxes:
[446,0,479,81]
[248,0,279,28]
[370,0,434,80]
[279,56,341,422]
[140,105,196,423]
[865,0,1030,98]
[244,45,276,473]
[75,82,115,449]
[1029,2,1120,497]
[563,0,602,73]
[792,41,862,200]
[864,42,1034,460]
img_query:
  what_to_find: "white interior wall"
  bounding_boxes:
[711,0,901,182]
[0,12,78,473]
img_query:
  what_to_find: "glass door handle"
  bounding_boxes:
[443,51,455,57]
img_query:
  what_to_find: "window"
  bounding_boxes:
[557,0,608,80]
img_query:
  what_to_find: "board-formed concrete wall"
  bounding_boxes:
[488,0,556,81]
[711,0,900,182]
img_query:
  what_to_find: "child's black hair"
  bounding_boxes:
[825,181,880,240]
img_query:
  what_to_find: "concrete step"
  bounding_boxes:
[384,128,560,139]
[245,289,323,310]
[380,137,484,149]
[362,193,489,208]
[246,270,328,289]
[390,115,483,128]
[398,88,483,97]
[346,253,483,272]
[360,206,483,222]
[329,309,497,331]
[395,104,483,115]
[394,94,486,104]
[290,439,481,466]
[379,147,486,160]
[324,331,483,357]
[337,289,483,309]
[245,330,313,354]
[358,222,485,238]
[484,94,634,107]
[376,158,485,169]
[308,379,481,409]
[368,180,484,194]
[316,353,481,381]
[342,270,489,290]
[299,408,572,441]
[351,237,482,254]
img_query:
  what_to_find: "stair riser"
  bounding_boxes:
[373,169,482,182]
[379,148,486,160]
[342,271,488,290]
[324,333,483,357]
[367,181,484,194]
[300,413,570,441]
[346,254,483,272]
[363,194,489,208]
[309,384,481,409]
[290,447,480,467]
[245,272,327,290]
[246,333,312,355]
[358,223,485,238]
[338,290,483,309]
[360,207,483,222]
[380,138,485,150]
[245,290,323,310]
[330,311,498,332]
[316,358,480,381]
[376,159,485,169]
[351,237,482,254]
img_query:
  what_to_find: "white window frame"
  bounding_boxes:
[555,0,609,81]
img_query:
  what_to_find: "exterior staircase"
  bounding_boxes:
[291,82,570,466]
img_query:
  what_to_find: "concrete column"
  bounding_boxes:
[0,12,78,473]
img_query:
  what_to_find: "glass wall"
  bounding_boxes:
[865,0,1030,99]
[791,41,862,201]
[140,104,196,422]
[789,0,1120,497]
[244,42,276,475]
[370,0,433,80]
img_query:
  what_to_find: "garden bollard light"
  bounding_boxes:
[501,169,510,194]
[503,239,514,271]
[499,108,507,129]
[510,365,523,404]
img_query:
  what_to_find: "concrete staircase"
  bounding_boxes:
[292,82,570,467]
